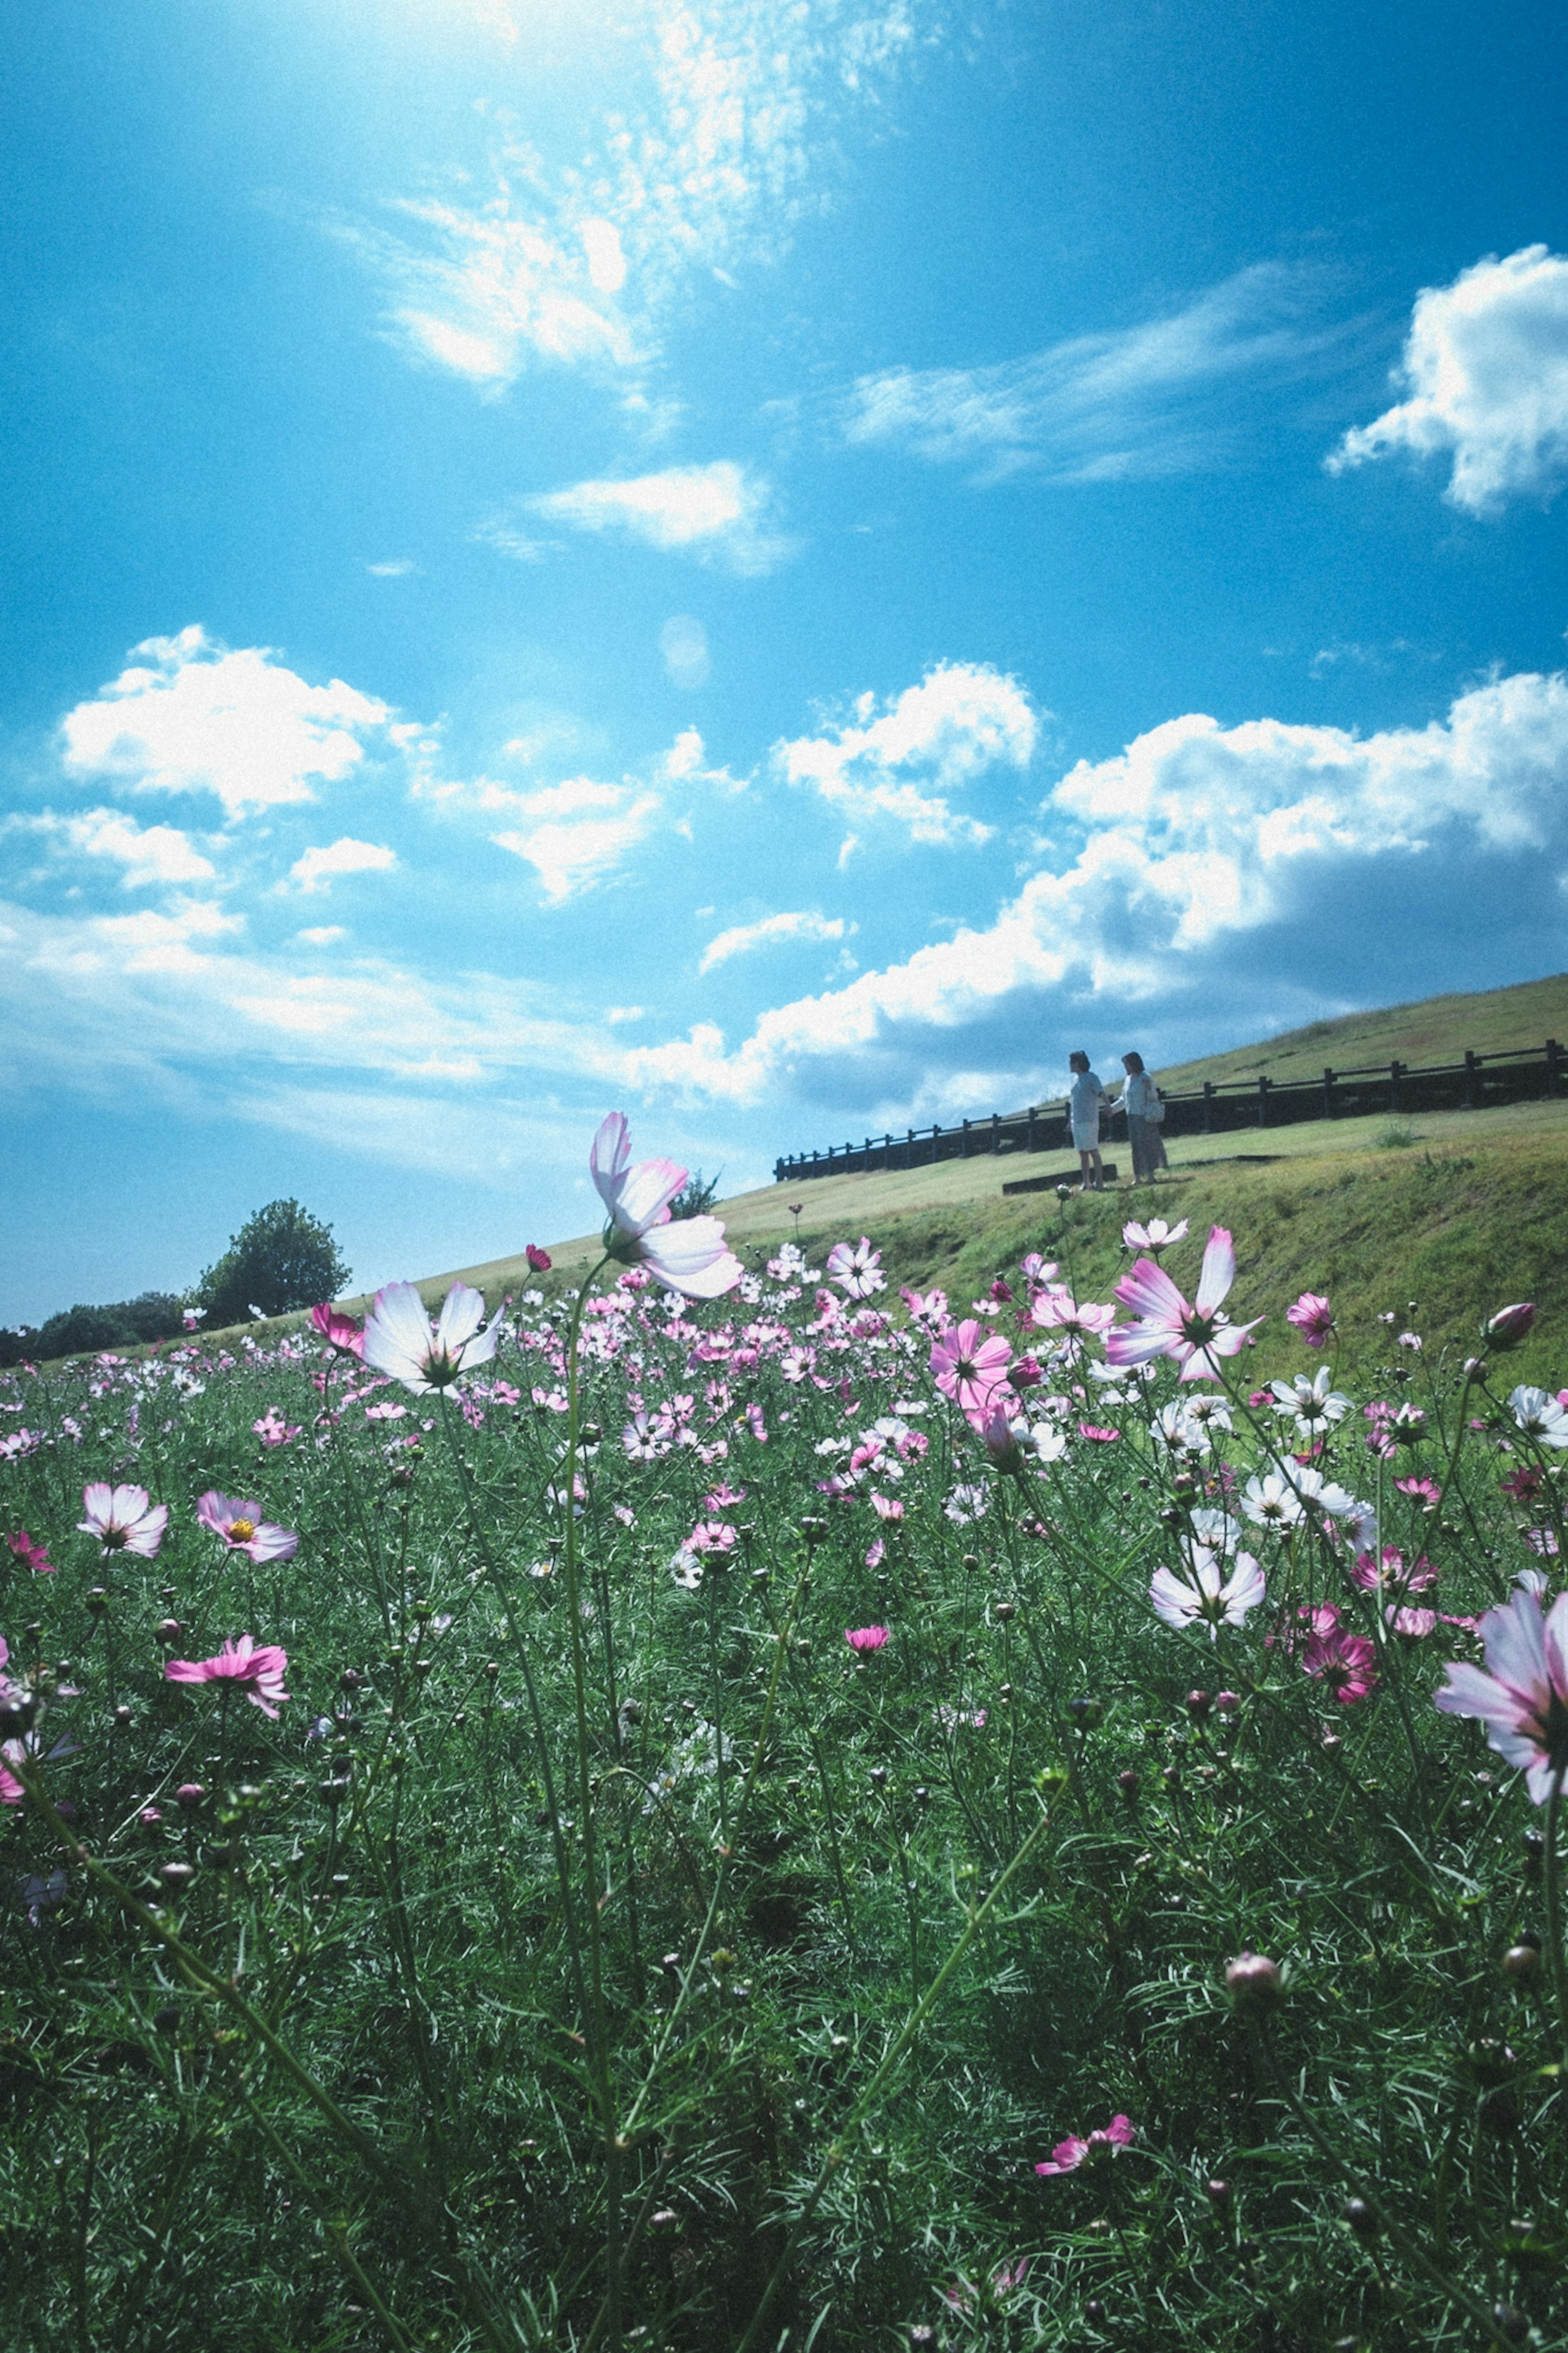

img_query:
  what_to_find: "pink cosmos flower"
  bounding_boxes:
[1396,1475,1442,1512]
[826,1238,886,1299]
[1035,2113,1134,2176]
[363,1280,498,1393]
[846,1625,890,1653]
[196,1492,299,1563]
[590,1113,743,1300]
[1150,1548,1265,1637]
[310,1303,365,1357]
[870,1490,905,1521]
[1122,1217,1188,1253]
[1285,1291,1335,1348]
[1435,1585,1568,1800]
[686,1519,737,1555]
[1485,1301,1537,1350]
[745,1402,768,1443]
[166,1634,291,1719]
[901,1285,950,1330]
[703,1481,746,1509]
[77,1483,168,1558]
[1299,1606,1377,1704]
[865,1538,886,1568]
[525,1243,552,1271]
[1350,1546,1435,1600]
[1107,1227,1261,1384]
[6,1531,54,1575]
[253,1410,302,1447]
[1031,1293,1118,1343]
[931,1320,1013,1415]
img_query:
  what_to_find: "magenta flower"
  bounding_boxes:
[930,1320,1013,1415]
[310,1302,365,1357]
[1396,1475,1442,1512]
[166,1634,291,1719]
[686,1519,737,1555]
[525,1243,552,1271]
[1107,1228,1261,1384]
[590,1113,742,1300]
[1485,1301,1537,1351]
[1436,1585,1568,1801]
[1299,1606,1377,1704]
[78,1482,169,1557]
[1285,1291,1336,1347]
[363,1280,497,1393]
[826,1238,886,1298]
[196,1492,299,1563]
[1350,1545,1435,1599]
[1035,2113,1134,2176]
[846,1626,889,1652]
[6,1530,54,1575]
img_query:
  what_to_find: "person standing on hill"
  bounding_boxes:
[1116,1050,1168,1184]
[1067,1050,1111,1192]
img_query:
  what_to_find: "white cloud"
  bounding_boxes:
[844,264,1350,483]
[365,559,417,578]
[491,778,664,903]
[661,614,711,687]
[526,462,793,573]
[47,808,217,889]
[579,217,627,294]
[1329,245,1568,514]
[699,910,851,972]
[296,926,347,946]
[625,668,1568,1105]
[290,838,399,894]
[605,1004,645,1024]
[774,662,1038,847]
[61,627,392,819]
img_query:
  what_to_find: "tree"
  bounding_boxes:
[668,1169,722,1220]
[197,1200,350,1327]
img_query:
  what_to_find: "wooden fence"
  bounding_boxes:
[772,1039,1567,1184]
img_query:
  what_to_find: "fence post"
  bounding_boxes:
[1549,1040,1563,1097]
[961,1119,970,1160]
[1026,1104,1036,1152]
[1463,1049,1477,1109]
[1258,1075,1270,1129]
[1202,1081,1213,1135]
[991,1113,1000,1154]
[905,1128,914,1169]
[1390,1061,1403,1113]
[1322,1066,1334,1120]
[932,1123,941,1164]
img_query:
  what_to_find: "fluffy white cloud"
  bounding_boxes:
[699,910,851,973]
[1331,247,1568,514]
[526,462,793,573]
[491,778,664,903]
[774,662,1038,848]
[289,838,399,894]
[48,808,217,889]
[626,669,1568,1106]
[844,264,1346,484]
[60,627,392,819]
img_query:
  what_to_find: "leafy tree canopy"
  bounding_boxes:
[198,1200,350,1327]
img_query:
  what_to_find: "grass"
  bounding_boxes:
[6,1198,1568,2351]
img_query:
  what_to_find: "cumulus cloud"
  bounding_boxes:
[625,669,1568,1107]
[61,627,392,819]
[289,838,399,894]
[1329,245,1568,514]
[774,662,1038,848]
[491,778,664,903]
[42,808,217,889]
[844,263,1350,484]
[699,910,851,973]
[525,462,793,573]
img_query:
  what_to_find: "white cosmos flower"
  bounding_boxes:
[363,1281,497,1394]
[1510,1386,1568,1447]
[1241,1470,1306,1530]
[1152,1401,1212,1458]
[1150,1547,1266,1637]
[590,1113,743,1301]
[1270,1366,1353,1433]
[1189,1507,1243,1555]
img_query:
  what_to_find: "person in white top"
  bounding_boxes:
[1067,1050,1111,1192]
[1115,1050,1168,1184]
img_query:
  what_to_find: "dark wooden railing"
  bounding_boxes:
[773,1039,1566,1183]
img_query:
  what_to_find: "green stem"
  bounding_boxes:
[1543,1764,1568,2076]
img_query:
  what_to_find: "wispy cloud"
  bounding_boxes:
[1328,245,1568,515]
[289,838,399,894]
[699,909,851,973]
[491,778,664,903]
[843,263,1354,484]
[522,462,794,573]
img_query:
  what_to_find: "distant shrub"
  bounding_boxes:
[669,1169,722,1220]
[1376,1123,1419,1149]
[3,1292,187,1365]
[197,1200,350,1327]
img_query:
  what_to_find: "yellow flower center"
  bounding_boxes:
[229,1518,256,1543]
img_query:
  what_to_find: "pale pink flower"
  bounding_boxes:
[1122,1217,1188,1253]
[363,1280,497,1393]
[1030,1293,1117,1343]
[196,1492,299,1563]
[253,1409,302,1447]
[930,1320,1013,1415]
[78,1482,168,1558]
[865,1538,886,1568]
[590,1113,742,1300]
[1150,1548,1265,1637]
[1035,2113,1134,2176]
[870,1491,905,1521]
[901,1285,950,1330]
[686,1519,737,1555]
[1436,1586,1568,1800]
[1107,1228,1261,1383]
[1484,1301,1537,1350]
[165,1634,291,1718]
[826,1238,886,1299]
[310,1302,365,1357]
[1285,1291,1335,1348]
[846,1626,889,1652]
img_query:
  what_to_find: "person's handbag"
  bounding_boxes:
[1145,1085,1165,1125]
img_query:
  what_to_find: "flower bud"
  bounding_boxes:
[1067,1696,1102,1729]
[175,1784,207,1810]
[1205,2178,1231,2207]
[1186,1689,1212,1719]
[1118,1769,1140,1798]
[159,1861,196,1891]
[1502,1940,1542,1983]
[1343,2197,1379,2239]
[1225,1951,1282,2008]
[1484,1303,1537,1352]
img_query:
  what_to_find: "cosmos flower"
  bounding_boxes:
[930,1320,1013,1415]
[6,1531,54,1575]
[310,1303,365,1357]
[826,1238,886,1298]
[1035,2113,1134,2176]
[1285,1292,1336,1348]
[363,1281,498,1393]
[1435,1585,1568,1801]
[845,1626,889,1652]
[1150,1548,1265,1637]
[165,1635,291,1719]
[1121,1218,1188,1253]
[590,1113,743,1300]
[77,1483,168,1558]
[1269,1367,1353,1433]
[1107,1227,1261,1383]
[1509,1387,1568,1449]
[525,1244,552,1271]
[195,1493,299,1563]
[1299,1606,1377,1704]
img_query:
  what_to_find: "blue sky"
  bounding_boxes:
[4,0,1568,1322]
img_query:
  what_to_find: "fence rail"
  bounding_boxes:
[772,1039,1567,1184]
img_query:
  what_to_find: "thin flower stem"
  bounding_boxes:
[1543,1764,1568,2076]
[236,2083,419,2353]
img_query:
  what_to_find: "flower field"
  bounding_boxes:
[5,1119,1568,2352]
